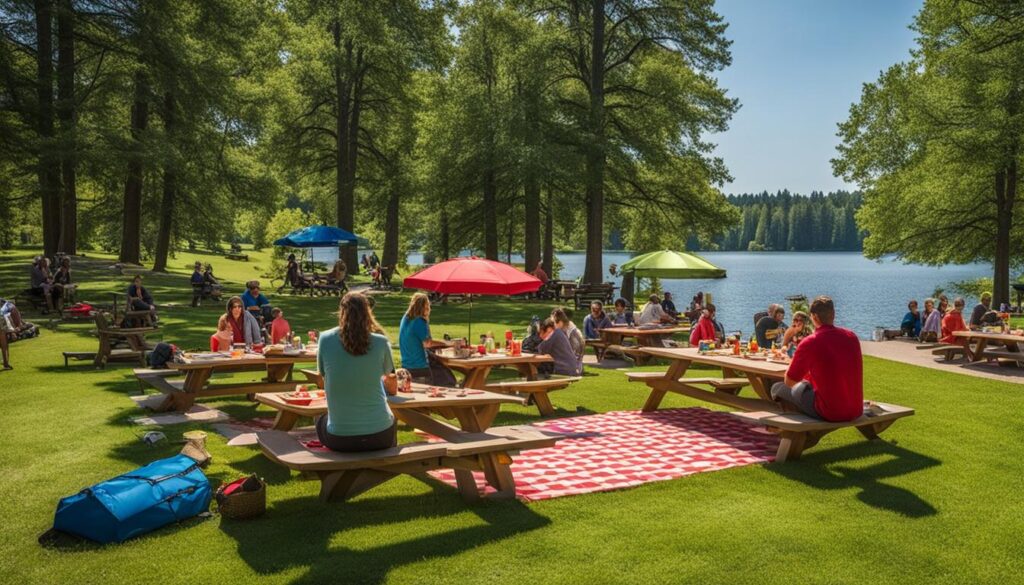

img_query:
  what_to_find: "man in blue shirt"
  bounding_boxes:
[241,281,273,322]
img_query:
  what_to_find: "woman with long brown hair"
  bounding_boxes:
[316,292,397,452]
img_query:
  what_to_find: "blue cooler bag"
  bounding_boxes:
[51,454,211,543]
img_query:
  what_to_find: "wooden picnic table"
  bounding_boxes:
[255,384,525,433]
[598,324,691,365]
[431,351,553,389]
[635,347,788,413]
[952,330,1024,363]
[157,349,317,412]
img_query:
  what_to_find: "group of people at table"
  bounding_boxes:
[898,292,1012,345]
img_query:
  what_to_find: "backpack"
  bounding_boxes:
[148,342,176,368]
[47,454,211,544]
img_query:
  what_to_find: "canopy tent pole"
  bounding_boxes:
[620,270,635,307]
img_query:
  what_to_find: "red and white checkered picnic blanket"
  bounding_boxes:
[429,407,778,501]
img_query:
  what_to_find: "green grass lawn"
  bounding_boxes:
[0,247,1022,584]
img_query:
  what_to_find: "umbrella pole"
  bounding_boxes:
[467,295,473,341]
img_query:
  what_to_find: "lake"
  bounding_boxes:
[313,248,990,338]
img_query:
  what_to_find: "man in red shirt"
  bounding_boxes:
[770,296,864,422]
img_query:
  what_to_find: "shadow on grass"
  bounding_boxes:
[767,440,941,518]
[220,487,551,585]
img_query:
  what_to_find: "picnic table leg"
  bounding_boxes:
[744,373,779,403]
[969,338,987,362]
[95,333,110,368]
[468,403,500,430]
[775,431,808,462]
[318,469,396,502]
[272,410,301,431]
[513,363,539,381]
[642,358,691,412]
[453,468,481,502]
[266,362,294,383]
[162,368,210,412]
[461,366,492,390]
[531,392,555,416]
[857,420,895,440]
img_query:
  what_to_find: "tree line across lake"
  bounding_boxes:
[710,190,864,252]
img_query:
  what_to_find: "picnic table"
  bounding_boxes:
[632,347,915,462]
[431,351,553,389]
[255,384,525,432]
[152,349,317,412]
[952,330,1024,363]
[597,324,691,365]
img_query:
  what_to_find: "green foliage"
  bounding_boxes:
[717,190,863,251]
[265,208,306,257]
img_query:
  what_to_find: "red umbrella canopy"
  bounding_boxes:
[403,257,542,296]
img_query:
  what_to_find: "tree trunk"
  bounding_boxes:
[341,51,363,271]
[36,0,61,257]
[119,70,148,265]
[582,0,606,283]
[56,0,75,255]
[153,92,175,272]
[524,177,541,273]
[382,189,399,268]
[440,209,450,260]
[333,24,354,268]
[993,164,1015,307]
[483,168,498,259]
[543,188,554,278]
[505,199,514,263]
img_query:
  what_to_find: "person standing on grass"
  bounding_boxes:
[941,298,969,346]
[316,293,397,452]
[398,293,448,383]
[770,296,862,422]
[969,292,992,330]
[583,301,613,339]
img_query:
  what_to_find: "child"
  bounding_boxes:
[213,315,234,351]
[270,307,291,344]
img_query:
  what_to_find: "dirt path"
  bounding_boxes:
[861,338,1024,385]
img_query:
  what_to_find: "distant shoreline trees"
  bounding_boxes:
[710,190,864,252]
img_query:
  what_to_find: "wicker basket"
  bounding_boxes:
[216,476,266,520]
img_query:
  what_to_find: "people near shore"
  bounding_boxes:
[937,294,949,315]
[901,300,922,338]
[770,296,863,421]
[941,297,968,345]
[399,293,447,383]
[224,296,263,346]
[30,256,60,312]
[531,261,549,284]
[537,317,581,376]
[316,293,397,453]
[53,257,74,302]
[212,316,234,351]
[969,292,992,330]
[552,307,584,361]
[269,307,291,344]
[685,292,704,322]
[689,303,723,346]
[611,298,635,326]
[638,294,674,325]
[583,301,613,339]
[241,280,273,322]
[661,292,679,320]
[755,303,787,348]
[782,310,813,347]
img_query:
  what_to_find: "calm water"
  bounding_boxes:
[312,248,990,338]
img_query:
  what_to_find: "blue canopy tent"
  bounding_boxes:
[274,225,362,275]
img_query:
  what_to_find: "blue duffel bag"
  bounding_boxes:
[50,454,211,544]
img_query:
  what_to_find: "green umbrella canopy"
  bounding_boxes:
[619,250,726,279]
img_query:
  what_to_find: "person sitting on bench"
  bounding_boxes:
[755,304,787,349]
[583,301,612,340]
[53,256,75,303]
[30,256,61,313]
[241,281,273,323]
[552,308,584,362]
[968,292,992,331]
[223,296,263,346]
[325,259,347,286]
[770,296,863,421]
[661,292,679,320]
[689,303,724,346]
[900,299,922,338]
[637,294,675,325]
[537,318,580,376]
[316,293,398,452]
[398,293,450,384]
[203,264,222,299]
[919,298,940,342]
[127,275,157,323]
[941,297,968,345]
[611,298,635,326]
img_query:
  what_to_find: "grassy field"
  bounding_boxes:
[0,247,1021,584]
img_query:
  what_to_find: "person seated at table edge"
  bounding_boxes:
[941,297,969,346]
[969,292,992,330]
[212,315,234,351]
[316,292,398,452]
[688,303,723,346]
[901,299,922,338]
[920,297,941,342]
[531,260,549,285]
[241,280,273,322]
[611,298,635,326]
[755,303,787,349]
[269,307,291,345]
[770,296,863,422]
[661,292,679,319]
[638,294,675,326]
[399,293,447,383]
[223,296,263,346]
[537,318,580,376]
[782,310,813,347]
[583,300,613,339]
[552,307,584,360]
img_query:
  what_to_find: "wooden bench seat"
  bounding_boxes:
[225,253,249,261]
[133,368,182,391]
[62,351,96,367]
[257,425,558,502]
[484,377,581,416]
[931,345,966,360]
[730,402,915,462]
[585,338,609,359]
[980,348,1024,362]
[626,372,748,393]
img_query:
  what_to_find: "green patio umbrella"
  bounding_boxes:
[618,250,726,304]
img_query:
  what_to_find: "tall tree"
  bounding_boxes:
[35,0,60,256]
[55,0,75,254]
[119,68,146,264]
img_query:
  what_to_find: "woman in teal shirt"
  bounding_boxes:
[316,293,397,452]
[399,293,442,383]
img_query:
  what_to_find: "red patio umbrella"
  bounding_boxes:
[403,257,543,338]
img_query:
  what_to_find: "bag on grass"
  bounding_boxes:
[147,342,176,368]
[48,454,211,544]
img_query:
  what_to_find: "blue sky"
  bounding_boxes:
[710,0,922,195]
